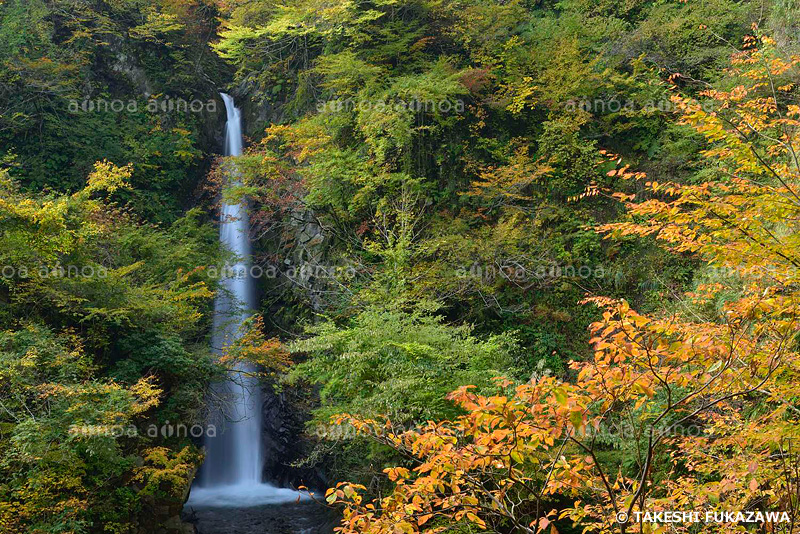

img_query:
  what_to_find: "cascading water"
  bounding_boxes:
[186,93,303,508]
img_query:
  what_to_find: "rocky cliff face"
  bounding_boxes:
[256,208,331,497]
[228,82,283,140]
[261,384,329,491]
[221,78,333,507]
[139,493,197,534]
[136,461,199,534]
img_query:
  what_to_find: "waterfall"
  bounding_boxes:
[186,93,302,508]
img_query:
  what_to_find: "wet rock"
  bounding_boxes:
[261,386,328,491]
[181,464,200,503]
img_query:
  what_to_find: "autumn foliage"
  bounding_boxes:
[324,34,800,534]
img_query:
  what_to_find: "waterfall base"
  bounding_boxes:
[186,483,307,508]
[183,494,335,534]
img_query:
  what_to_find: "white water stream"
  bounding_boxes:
[186,93,303,508]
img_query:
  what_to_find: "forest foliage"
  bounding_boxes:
[325,38,800,533]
